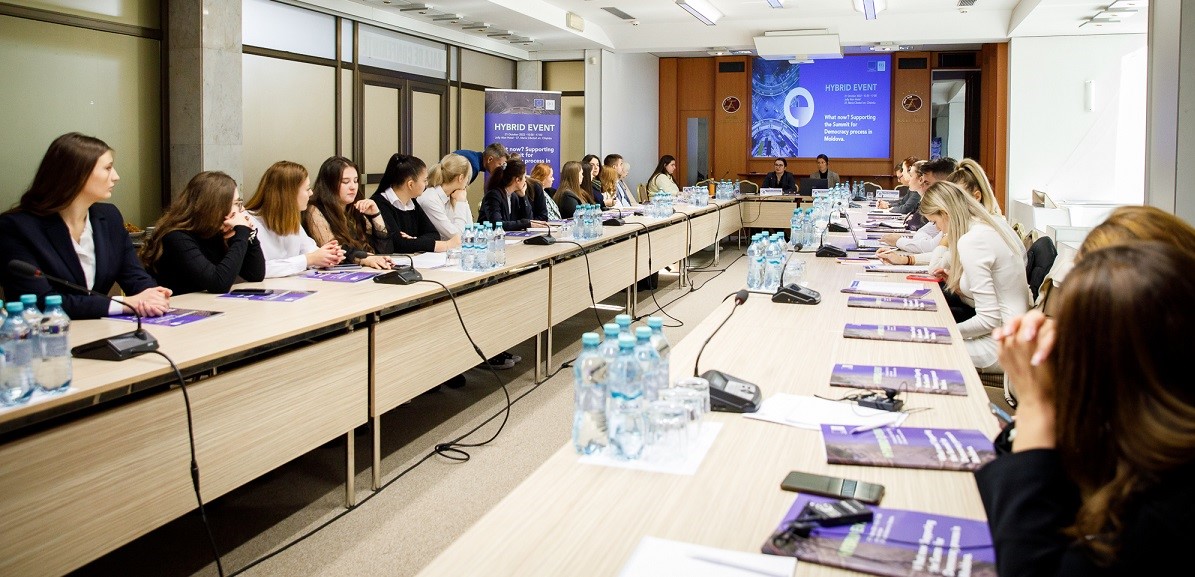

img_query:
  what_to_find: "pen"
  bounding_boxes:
[849,422,890,435]
[688,554,789,577]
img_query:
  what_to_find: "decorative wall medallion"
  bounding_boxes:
[722,96,741,114]
[901,94,923,113]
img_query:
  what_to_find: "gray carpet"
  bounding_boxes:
[68,244,746,577]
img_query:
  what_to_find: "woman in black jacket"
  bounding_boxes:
[977,241,1195,576]
[478,159,548,231]
[141,171,265,294]
[372,153,459,253]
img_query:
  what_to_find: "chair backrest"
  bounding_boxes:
[863,181,881,194]
[1025,236,1058,300]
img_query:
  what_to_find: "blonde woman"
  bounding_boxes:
[598,165,619,208]
[920,181,1030,372]
[418,152,474,240]
[245,160,345,277]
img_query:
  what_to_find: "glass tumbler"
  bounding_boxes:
[647,399,689,464]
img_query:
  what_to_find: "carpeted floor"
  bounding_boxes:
[68,244,747,577]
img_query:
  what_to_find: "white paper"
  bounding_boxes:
[619,536,796,577]
[406,252,448,269]
[863,265,930,274]
[744,394,906,430]
[577,422,722,476]
[843,280,927,297]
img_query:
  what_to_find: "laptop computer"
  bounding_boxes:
[798,177,827,196]
[844,213,881,252]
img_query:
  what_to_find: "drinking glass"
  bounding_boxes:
[673,377,711,414]
[647,399,689,464]
[660,387,704,443]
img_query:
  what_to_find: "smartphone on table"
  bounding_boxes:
[229,288,272,295]
[780,471,885,505]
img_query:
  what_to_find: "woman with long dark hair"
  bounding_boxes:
[646,155,680,195]
[478,158,548,231]
[553,161,590,219]
[304,156,393,269]
[140,171,265,294]
[373,153,458,253]
[979,241,1195,576]
[0,132,171,318]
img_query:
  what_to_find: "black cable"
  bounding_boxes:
[627,221,683,328]
[148,350,226,577]
[556,239,607,332]
[689,253,745,292]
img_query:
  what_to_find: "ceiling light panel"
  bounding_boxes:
[676,0,722,26]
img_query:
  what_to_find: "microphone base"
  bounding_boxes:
[72,330,159,362]
[373,266,423,285]
[523,234,556,246]
[816,245,848,258]
[602,217,625,226]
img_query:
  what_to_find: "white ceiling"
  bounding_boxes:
[321,0,1149,56]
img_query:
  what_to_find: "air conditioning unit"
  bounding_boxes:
[753,30,842,60]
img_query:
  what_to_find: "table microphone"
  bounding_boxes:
[524,222,556,245]
[692,289,749,377]
[373,254,423,285]
[7,259,159,361]
[815,226,846,258]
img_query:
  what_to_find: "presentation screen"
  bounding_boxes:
[751,55,892,159]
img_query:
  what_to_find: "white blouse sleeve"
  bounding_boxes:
[250,213,312,278]
[417,187,459,240]
[955,230,1005,339]
[896,222,941,254]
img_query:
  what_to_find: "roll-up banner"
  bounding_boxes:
[484,89,562,176]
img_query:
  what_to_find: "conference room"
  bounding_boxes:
[0,1,1188,576]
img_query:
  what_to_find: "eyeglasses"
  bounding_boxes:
[234,199,244,210]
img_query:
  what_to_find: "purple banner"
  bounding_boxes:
[843,324,952,344]
[821,424,996,471]
[304,270,381,283]
[110,308,221,327]
[219,290,316,302]
[846,296,938,312]
[830,363,967,396]
[484,90,561,179]
[762,494,996,577]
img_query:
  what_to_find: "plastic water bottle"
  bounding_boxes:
[19,294,41,361]
[572,332,608,455]
[1,301,36,406]
[615,313,633,338]
[476,223,491,270]
[598,322,622,360]
[746,234,764,290]
[35,294,71,393]
[493,222,506,267]
[634,326,664,402]
[461,225,477,271]
[647,315,671,359]
[763,235,783,291]
[606,333,646,460]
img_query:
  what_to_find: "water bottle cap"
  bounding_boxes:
[20,294,37,305]
[615,314,631,326]
[618,333,636,348]
[6,302,22,313]
[496,221,502,226]
[603,323,620,336]
[646,316,663,329]
[581,332,600,346]
[635,326,652,340]
[45,295,62,306]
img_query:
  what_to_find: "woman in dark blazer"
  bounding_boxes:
[372,154,459,253]
[977,242,1195,576]
[0,132,171,319]
[762,158,797,192]
[139,171,266,294]
[553,161,591,219]
[478,159,548,232]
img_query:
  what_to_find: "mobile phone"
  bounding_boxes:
[906,274,941,283]
[989,402,1014,426]
[230,288,272,295]
[780,471,885,505]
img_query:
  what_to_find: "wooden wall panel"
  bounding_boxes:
[677,58,714,111]
[980,43,1009,213]
[659,58,678,165]
[892,52,932,166]
[713,56,749,180]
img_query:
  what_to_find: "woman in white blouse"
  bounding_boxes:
[919,181,1031,372]
[417,153,474,240]
[245,160,344,277]
[646,155,680,195]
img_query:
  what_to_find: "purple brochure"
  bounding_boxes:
[843,324,952,344]
[762,494,996,577]
[111,308,221,326]
[830,364,967,396]
[847,296,938,312]
[219,290,315,302]
[821,424,996,471]
[304,270,381,283]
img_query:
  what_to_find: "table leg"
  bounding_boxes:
[345,431,356,507]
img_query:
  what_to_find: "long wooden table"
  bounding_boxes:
[0,199,741,577]
[415,232,998,577]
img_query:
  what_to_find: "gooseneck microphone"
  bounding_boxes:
[373,253,423,285]
[693,289,749,377]
[7,259,159,361]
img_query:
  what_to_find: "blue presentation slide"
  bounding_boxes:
[751,56,892,159]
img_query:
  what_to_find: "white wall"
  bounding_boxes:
[1007,34,1147,205]
[587,50,659,189]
